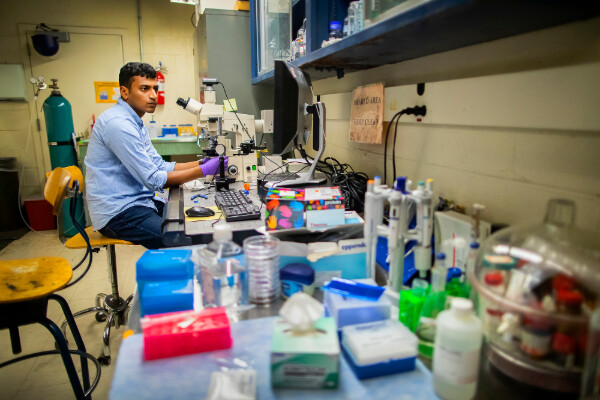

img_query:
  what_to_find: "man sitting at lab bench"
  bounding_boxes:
[85,62,226,249]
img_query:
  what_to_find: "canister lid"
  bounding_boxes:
[482,255,516,270]
[280,263,314,286]
[556,290,583,306]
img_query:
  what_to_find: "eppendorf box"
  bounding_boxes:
[266,187,345,231]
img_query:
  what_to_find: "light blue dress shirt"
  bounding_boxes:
[85,98,175,230]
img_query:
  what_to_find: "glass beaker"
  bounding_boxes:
[244,235,280,305]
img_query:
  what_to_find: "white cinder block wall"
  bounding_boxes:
[311,18,600,231]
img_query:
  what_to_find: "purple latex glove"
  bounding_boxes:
[200,156,228,176]
[199,157,211,165]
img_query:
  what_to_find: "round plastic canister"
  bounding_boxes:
[280,263,315,299]
[243,235,280,305]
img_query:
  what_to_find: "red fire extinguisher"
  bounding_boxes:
[156,62,165,105]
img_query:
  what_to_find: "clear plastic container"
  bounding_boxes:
[244,235,280,305]
[433,298,482,400]
[148,120,161,138]
[329,21,342,39]
[469,198,600,393]
[196,224,245,312]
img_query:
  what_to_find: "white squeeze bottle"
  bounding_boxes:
[433,298,482,400]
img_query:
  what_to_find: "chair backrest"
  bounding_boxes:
[44,166,85,216]
[44,168,71,216]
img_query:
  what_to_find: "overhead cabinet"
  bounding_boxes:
[250,0,600,84]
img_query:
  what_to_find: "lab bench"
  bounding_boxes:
[77,136,202,173]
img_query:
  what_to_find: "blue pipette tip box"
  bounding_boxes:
[136,249,194,283]
[322,277,385,301]
[139,279,194,317]
[324,279,391,335]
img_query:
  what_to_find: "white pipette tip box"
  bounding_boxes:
[341,319,418,380]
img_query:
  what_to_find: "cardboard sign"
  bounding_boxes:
[94,81,120,103]
[349,83,384,144]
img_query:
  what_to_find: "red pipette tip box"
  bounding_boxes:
[142,307,232,361]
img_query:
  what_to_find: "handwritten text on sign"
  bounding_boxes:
[349,83,384,144]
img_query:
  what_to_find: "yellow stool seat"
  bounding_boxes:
[65,226,133,249]
[0,257,72,303]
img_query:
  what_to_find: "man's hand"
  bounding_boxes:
[200,156,228,176]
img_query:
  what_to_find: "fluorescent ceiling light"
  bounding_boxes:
[170,0,198,5]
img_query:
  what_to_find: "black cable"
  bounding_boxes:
[190,11,198,28]
[211,211,224,227]
[65,181,93,288]
[297,149,369,213]
[392,111,401,180]
[383,105,427,185]
[217,82,253,142]
[384,111,403,185]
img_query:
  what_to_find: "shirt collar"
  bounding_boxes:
[117,97,144,128]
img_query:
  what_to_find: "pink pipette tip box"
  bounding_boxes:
[141,307,232,361]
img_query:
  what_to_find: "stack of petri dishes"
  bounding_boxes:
[244,235,281,305]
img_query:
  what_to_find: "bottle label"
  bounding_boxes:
[434,344,480,385]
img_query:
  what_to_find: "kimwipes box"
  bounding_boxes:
[265,187,345,230]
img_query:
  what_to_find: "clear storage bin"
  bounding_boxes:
[469,199,600,393]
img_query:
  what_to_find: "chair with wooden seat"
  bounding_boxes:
[0,257,100,399]
[45,166,134,366]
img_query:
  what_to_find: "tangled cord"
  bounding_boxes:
[297,147,369,213]
[64,180,93,288]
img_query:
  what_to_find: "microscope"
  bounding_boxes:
[176,78,269,184]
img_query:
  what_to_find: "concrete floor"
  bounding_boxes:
[0,229,146,399]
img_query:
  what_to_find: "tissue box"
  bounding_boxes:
[265,187,345,230]
[342,320,418,379]
[271,317,340,389]
[324,281,391,336]
[265,188,305,230]
[142,307,232,360]
[136,249,194,283]
[139,279,194,317]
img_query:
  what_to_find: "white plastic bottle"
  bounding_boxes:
[197,224,246,312]
[433,298,482,400]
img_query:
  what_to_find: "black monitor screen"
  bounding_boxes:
[272,60,313,155]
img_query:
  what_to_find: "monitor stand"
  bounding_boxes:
[267,102,327,188]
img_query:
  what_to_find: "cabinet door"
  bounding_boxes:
[251,0,292,77]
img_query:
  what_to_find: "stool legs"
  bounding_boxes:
[61,244,132,366]
[49,294,91,394]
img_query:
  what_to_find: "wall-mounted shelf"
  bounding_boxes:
[251,0,600,84]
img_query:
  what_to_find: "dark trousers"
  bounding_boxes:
[99,199,165,249]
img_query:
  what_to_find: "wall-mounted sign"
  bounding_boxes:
[94,81,120,103]
[349,83,384,144]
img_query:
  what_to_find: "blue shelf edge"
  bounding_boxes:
[251,68,274,84]
[251,0,600,84]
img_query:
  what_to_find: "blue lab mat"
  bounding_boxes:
[110,317,437,400]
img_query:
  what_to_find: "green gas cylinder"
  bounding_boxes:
[42,79,84,237]
[42,79,77,169]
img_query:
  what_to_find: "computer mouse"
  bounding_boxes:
[185,206,215,218]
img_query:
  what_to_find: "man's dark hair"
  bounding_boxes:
[119,62,156,89]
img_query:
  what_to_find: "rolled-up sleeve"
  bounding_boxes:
[148,141,176,172]
[104,119,167,191]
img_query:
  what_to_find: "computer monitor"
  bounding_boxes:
[270,60,326,187]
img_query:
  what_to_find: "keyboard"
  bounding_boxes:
[214,190,262,222]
